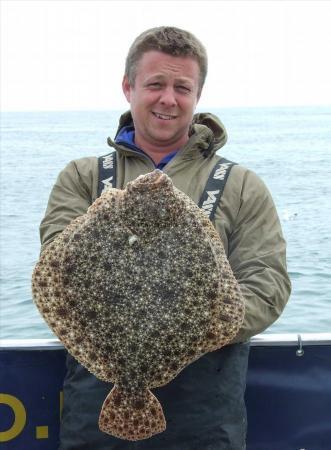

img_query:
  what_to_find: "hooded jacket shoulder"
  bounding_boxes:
[39,156,98,250]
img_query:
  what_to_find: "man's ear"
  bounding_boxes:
[122,75,131,103]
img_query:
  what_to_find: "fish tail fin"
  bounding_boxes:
[99,385,166,441]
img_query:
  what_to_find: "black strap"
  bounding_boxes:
[198,157,237,222]
[97,152,117,198]
[97,153,236,222]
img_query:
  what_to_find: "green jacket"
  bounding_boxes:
[40,111,291,343]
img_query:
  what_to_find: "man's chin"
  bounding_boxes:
[149,134,182,148]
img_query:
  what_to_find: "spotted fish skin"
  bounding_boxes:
[32,170,244,441]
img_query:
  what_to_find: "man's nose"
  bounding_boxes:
[159,87,177,107]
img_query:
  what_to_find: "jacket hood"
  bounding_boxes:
[109,110,227,158]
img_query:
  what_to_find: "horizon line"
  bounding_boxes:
[1,104,330,114]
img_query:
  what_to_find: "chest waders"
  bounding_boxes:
[59,153,250,450]
[97,152,236,223]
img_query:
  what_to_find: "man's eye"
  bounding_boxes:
[149,83,161,88]
[177,85,191,93]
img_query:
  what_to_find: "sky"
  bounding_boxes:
[1,0,331,111]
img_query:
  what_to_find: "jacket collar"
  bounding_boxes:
[107,110,227,159]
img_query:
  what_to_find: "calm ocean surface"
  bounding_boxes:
[1,106,330,339]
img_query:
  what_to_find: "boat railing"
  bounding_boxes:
[1,332,331,349]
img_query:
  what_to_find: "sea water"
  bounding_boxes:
[1,106,330,339]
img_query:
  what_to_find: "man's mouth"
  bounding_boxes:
[152,112,177,120]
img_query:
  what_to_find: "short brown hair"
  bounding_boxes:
[125,26,208,93]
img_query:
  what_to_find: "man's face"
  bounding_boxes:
[122,51,201,153]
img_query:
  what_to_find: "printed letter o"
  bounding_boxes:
[0,394,27,442]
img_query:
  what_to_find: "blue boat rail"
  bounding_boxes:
[1,333,331,450]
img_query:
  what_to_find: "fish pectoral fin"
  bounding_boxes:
[99,385,166,441]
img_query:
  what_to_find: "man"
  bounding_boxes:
[40,27,291,450]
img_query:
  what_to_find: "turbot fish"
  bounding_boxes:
[32,170,245,441]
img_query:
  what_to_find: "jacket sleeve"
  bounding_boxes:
[228,169,291,343]
[39,158,97,251]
